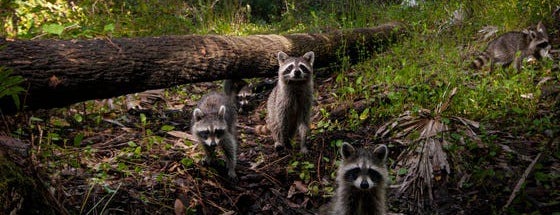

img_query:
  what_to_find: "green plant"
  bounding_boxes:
[287,160,315,183]
[0,67,25,110]
[9,0,86,38]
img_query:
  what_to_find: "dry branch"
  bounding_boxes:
[502,153,542,211]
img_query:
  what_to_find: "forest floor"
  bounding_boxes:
[2,66,559,215]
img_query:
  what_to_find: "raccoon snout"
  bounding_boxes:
[294,70,302,77]
[360,180,370,189]
[205,139,218,146]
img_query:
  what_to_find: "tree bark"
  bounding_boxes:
[0,22,406,114]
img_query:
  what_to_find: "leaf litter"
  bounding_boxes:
[1,75,559,214]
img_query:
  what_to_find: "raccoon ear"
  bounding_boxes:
[537,21,546,33]
[373,144,388,161]
[193,108,204,122]
[218,105,227,119]
[278,51,289,65]
[340,142,355,160]
[303,51,315,66]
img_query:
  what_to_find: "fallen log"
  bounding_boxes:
[0,22,406,114]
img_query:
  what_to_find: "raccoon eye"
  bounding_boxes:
[344,168,361,181]
[537,41,550,48]
[198,130,209,139]
[283,65,294,74]
[299,65,310,74]
[368,169,382,181]
[214,129,225,137]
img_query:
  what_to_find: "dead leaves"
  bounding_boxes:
[376,87,480,211]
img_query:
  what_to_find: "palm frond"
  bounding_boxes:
[376,87,478,213]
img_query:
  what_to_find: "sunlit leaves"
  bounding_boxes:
[103,23,115,33]
[42,23,64,35]
[160,125,175,132]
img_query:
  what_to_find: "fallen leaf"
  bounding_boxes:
[174,199,185,215]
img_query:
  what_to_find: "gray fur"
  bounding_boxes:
[223,79,253,112]
[266,51,315,153]
[191,91,238,181]
[236,84,253,112]
[323,142,389,215]
[472,21,551,72]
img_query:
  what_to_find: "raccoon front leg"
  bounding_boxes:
[489,59,495,72]
[202,144,217,165]
[221,137,238,182]
[272,116,290,151]
[514,55,522,72]
[298,123,310,154]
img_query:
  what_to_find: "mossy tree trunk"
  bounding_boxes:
[0,22,405,114]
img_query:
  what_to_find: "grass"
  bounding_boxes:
[1,0,559,214]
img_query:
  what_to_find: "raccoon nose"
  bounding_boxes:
[210,140,217,146]
[360,180,370,189]
[293,70,302,77]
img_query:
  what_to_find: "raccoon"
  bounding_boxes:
[322,142,389,215]
[191,91,238,181]
[223,79,254,112]
[471,21,551,72]
[527,21,553,60]
[236,84,254,112]
[265,51,315,153]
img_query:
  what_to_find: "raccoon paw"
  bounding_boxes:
[201,157,215,166]
[274,142,285,152]
[228,173,239,184]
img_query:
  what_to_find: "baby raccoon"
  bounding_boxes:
[322,142,389,215]
[471,21,551,72]
[265,51,315,153]
[223,79,254,112]
[236,84,254,112]
[191,92,238,181]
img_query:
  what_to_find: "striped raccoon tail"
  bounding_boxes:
[254,124,270,135]
[471,52,491,70]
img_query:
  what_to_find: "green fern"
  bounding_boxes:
[0,67,25,110]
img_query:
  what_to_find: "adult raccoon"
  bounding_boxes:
[471,21,551,72]
[262,51,315,153]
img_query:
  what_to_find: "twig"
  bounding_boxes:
[253,168,282,186]
[80,184,96,214]
[502,153,542,212]
[316,137,325,181]
[101,182,122,214]
[0,109,9,131]
[256,154,290,171]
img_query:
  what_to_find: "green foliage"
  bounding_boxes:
[288,159,315,183]
[0,67,25,110]
[160,125,175,132]
[7,0,85,38]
